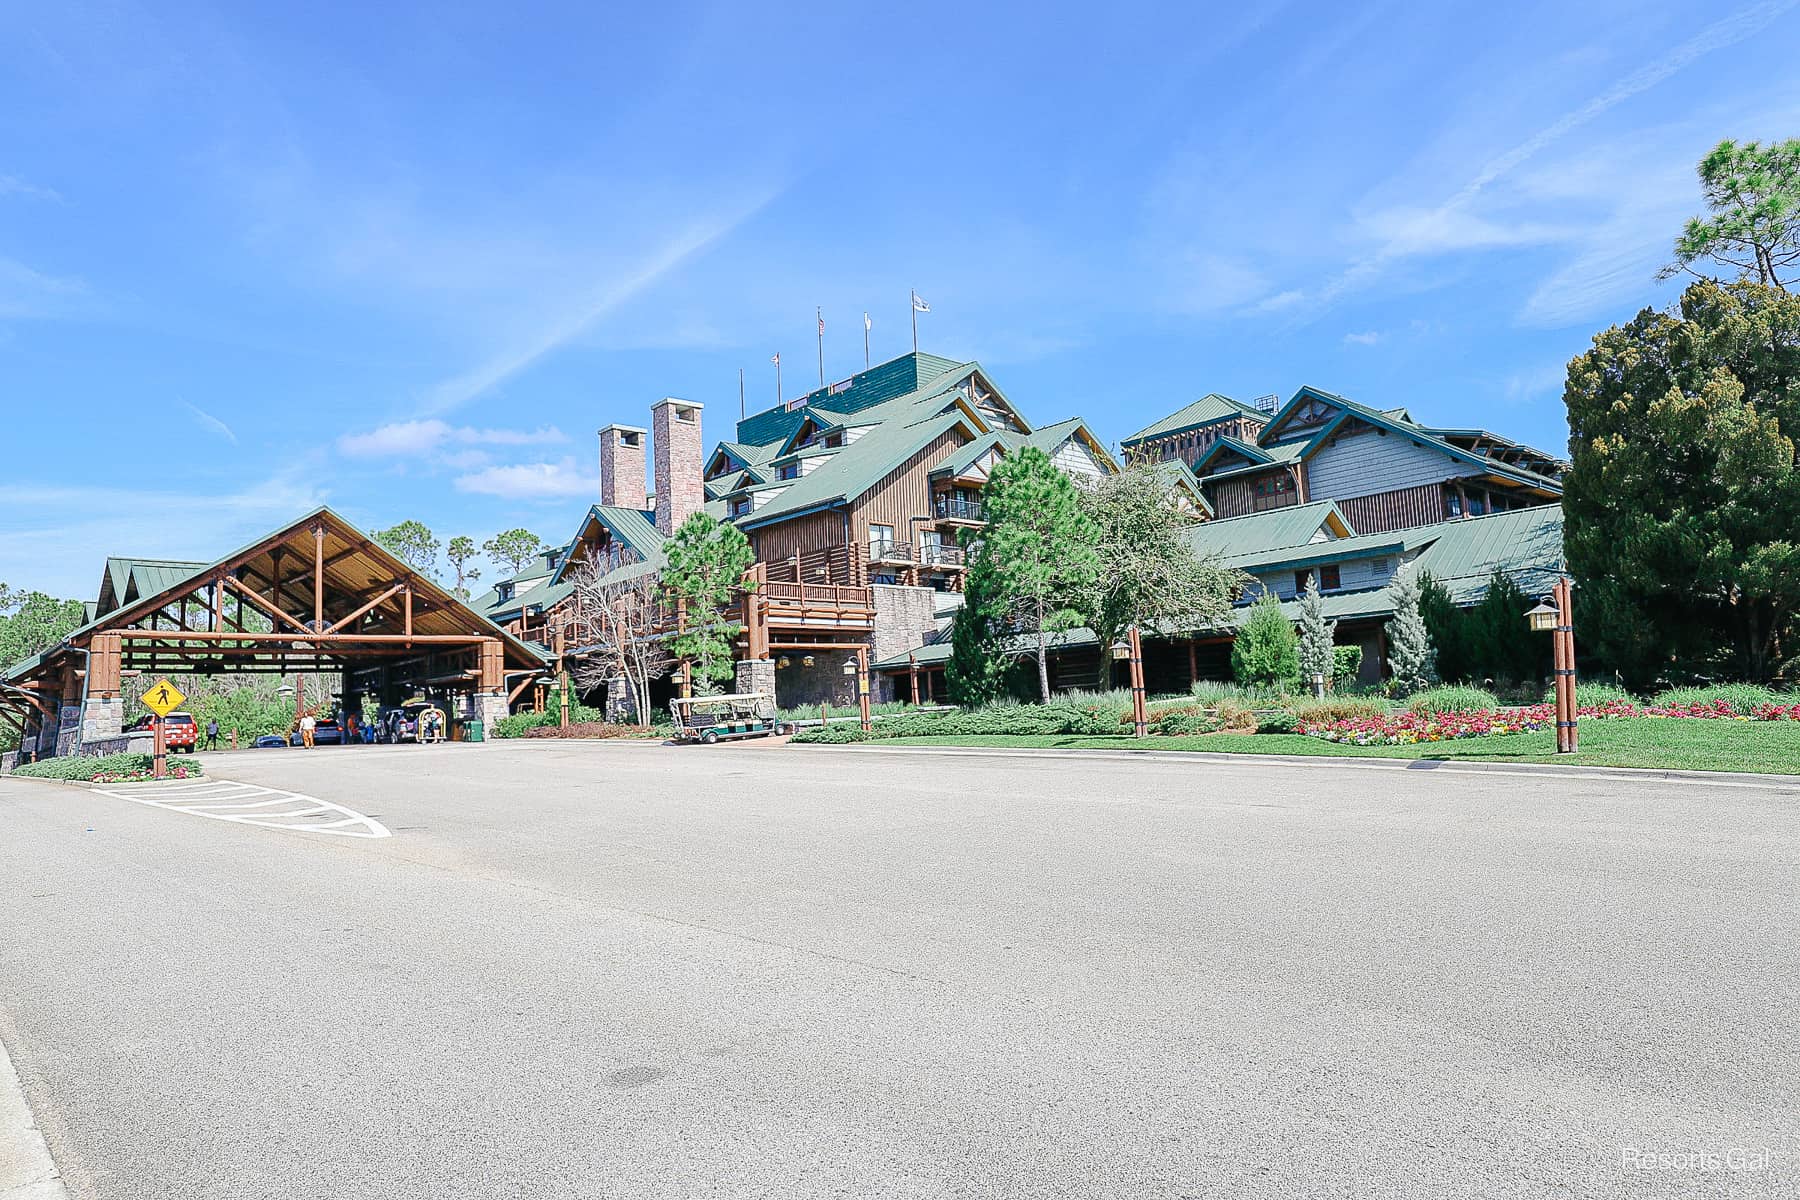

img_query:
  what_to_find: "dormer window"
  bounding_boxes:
[729,496,751,518]
[823,432,843,448]
[497,582,514,602]
[778,463,799,480]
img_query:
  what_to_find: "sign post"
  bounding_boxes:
[142,677,187,781]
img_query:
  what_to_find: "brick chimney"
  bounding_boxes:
[598,424,647,510]
[651,398,704,535]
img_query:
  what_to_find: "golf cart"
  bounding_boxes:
[669,693,793,744]
[377,697,447,744]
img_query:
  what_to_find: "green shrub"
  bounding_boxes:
[12,752,203,781]
[1232,593,1300,690]
[1290,697,1389,724]
[1650,683,1788,711]
[491,704,607,738]
[1330,645,1363,685]
[791,724,874,744]
[1157,711,1222,735]
[1407,685,1500,716]
[1255,712,1299,734]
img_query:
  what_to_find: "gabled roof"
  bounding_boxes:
[96,557,210,617]
[733,352,967,446]
[547,505,667,586]
[1183,500,1355,564]
[1259,386,1564,493]
[1022,416,1117,470]
[1122,393,1269,445]
[1149,459,1214,518]
[738,409,975,530]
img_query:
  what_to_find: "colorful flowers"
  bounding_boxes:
[1302,698,1796,745]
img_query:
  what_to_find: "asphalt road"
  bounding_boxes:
[1,741,1796,1199]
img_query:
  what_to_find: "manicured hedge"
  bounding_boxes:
[1407,686,1501,716]
[11,752,204,781]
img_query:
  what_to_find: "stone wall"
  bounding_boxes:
[773,649,859,709]
[871,585,940,703]
[734,659,776,699]
[599,424,648,509]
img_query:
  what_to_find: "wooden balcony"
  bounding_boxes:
[868,541,967,571]
[933,496,985,524]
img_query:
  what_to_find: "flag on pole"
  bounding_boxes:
[912,294,931,313]
[818,312,826,336]
[771,353,780,365]
[863,312,872,331]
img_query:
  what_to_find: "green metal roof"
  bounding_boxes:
[1183,501,1350,562]
[738,409,972,530]
[97,557,210,617]
[1122,394,1267,445]
[733,352,967,446]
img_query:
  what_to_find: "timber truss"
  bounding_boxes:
[0,507,549,737]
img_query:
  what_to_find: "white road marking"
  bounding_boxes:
[88,779,391,838]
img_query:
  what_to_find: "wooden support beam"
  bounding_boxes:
[221,574,314,635]
[313,524,325,631]
[322,582,405,635]
[113,630,490,644]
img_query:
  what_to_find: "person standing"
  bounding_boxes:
[300,712,316,749]
[205,717,219,750]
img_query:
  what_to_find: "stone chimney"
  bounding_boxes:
[652,398,704,535]
[598,424,647,510]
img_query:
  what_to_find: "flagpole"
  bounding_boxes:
[738,368,745,420]
[863,312,870,368]
[910,290,918,354]
[776,358,782,406]
[816,307,825,387]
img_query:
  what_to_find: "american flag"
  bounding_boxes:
[818,313,825,336]
[770,353,780,366]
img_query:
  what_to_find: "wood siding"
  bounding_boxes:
[1335,483,1449,535]
[1303,426,1479,502]
[849,428,970,551]
[1206,467,1300,519]
[1051,437,1106,479]
[751,510,846,568]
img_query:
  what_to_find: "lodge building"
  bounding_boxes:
[476,352,1567,713]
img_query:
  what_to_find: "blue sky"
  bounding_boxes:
[5,0,1800,598]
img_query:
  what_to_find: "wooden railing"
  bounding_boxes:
[934,497,985,522]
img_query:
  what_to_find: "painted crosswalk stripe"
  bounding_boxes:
[88,779,391,838]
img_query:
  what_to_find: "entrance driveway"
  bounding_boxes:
[1,742,1795,1198]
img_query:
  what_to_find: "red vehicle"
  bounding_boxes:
[129,711,199,753]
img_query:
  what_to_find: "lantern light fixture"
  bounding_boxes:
[1525,600,1558,633]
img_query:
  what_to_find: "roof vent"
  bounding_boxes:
[1252,393,1280,413]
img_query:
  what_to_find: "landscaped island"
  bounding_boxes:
[790,684,1800,775]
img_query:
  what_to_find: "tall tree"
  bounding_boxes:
[1661,138,1800,290]
[1231,591,1299,690]
[0,583,19,615]
[0,592,85,670]
[566,557,674,723]
[483,529,546,577]
[375,520,441,579]
[446,536,482,600]
[980,446,1100,702]
[1295,577,1336,690]
[1080,459,1244,687]
[660,512,754,693]
[946,536,1013,707]
[1385,565,1437,696]
[1564,279,1800,684]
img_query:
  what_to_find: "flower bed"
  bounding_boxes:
[11,751,204,783]
[1303,698,1796,745]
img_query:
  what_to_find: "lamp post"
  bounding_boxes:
[842,652,872,732]
[1111,627,1148,738]
[1527,577,1577,754]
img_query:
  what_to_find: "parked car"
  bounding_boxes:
[376,700,446,744]
[253,734,288,749]
[129,712,199,753]
[289,718,345,747]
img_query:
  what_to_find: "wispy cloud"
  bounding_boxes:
[182,400,237,443]
[1502,362,1571,406]
[1297,0,1800,313]
[414,190,782,417]
[0,257,86,319]
[452,458,596,500]
[1342,330,1384,347]
[0,175,61,202]
[337,420,568,458]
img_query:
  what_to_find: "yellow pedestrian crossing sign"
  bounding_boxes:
[143,678,187,718]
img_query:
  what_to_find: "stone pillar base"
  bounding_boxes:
[78,697,122,750]
[734,659,776,699]
[472,693,510,738]
[604,678,637,724]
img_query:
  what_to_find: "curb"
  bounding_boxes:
[0,1029,69,1200]
[792,743,1800,790]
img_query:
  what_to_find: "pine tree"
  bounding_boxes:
[661,512,755,693]
[981,446,1100,702]
[1295,577,1336,691]
[1385,565,1437,696]
[946,539,1011,707]
[1231,592,1299,690]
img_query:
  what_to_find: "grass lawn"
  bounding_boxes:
[869,717,1800,775]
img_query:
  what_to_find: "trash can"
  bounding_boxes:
[465,718,484,743]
